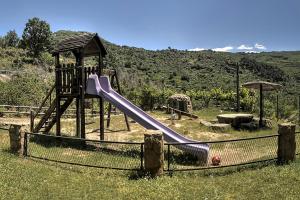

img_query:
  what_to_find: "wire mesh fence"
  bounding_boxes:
[1,129,300,172]
[26,133,144,170]
[164,134,279,171]
[0,127,10,152]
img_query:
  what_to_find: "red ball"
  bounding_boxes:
[212,155,221,166]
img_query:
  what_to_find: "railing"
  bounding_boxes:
[164,134,279,172]
[1,129,299,172]
[0,104,96,118]
[0,69,18,75]
[56,64,80,95]
[33,85,56,119]
[55,65,118,95]
[26,133,144,171]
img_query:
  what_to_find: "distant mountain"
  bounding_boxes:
[52,30,300,95]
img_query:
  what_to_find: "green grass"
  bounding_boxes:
[1,121,300,199]
[0,147,300,199]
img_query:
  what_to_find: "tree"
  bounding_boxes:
[0,37,4,48]
[22,17,52,57]
[3,30,19,47]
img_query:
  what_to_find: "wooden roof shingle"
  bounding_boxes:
[52,33,107,57]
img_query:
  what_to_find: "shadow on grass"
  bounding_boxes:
[86,128,127,134]
[183,160,278,177]
[29,134,142,160]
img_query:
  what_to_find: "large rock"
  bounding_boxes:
[217,114,253,128]
[277,123,296,164]
[200,120,231,132]
[144,132,164,177]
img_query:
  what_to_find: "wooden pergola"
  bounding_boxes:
[242,81,282,127]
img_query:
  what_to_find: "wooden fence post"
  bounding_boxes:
[30,110,34,132]
[277,123,296,164]
[8,124,26,157]
[144,132,164,178]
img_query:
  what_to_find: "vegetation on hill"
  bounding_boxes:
[0,18,299,121]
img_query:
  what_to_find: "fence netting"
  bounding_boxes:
[27,133,143,170]
[1,129,300,172]
[165,135,279,171]
[0,127,9,152]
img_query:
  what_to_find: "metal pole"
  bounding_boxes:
[276,93,279,121]
[298,95,300,126]
[140,143,144,170]
[23,132,28,157]
[167,144,170,171]
[236,63,240,112]
[259,84,263,128]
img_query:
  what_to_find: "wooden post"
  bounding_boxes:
[76,97,80,137]
[171,108,175,125]
[276,93,279,121]
[114,70,131,131]
[106,74,115,128]
[30,110,34,132]
[144,132,164,177]
[8,125,26,156]
[236,63,240,112]
[91,98,94,118]
[277,123,296,164]
[78,51,85,139]
[80,66,85,139]
[55,54,61,136]
[259,83,263,128]
[98,52,105,140]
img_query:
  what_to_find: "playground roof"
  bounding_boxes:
[242,81,282,91]
[52,33,107,57]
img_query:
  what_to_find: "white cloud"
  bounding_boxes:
[245,50,260,54]
[188,47,205,51]
[237,44,253,50]
[255,43,266,50]
[212,46,234,52]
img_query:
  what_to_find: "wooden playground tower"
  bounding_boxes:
[32,33,130,140]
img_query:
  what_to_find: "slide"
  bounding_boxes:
[86,75,209,160]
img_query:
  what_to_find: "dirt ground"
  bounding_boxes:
[0,112,230,142]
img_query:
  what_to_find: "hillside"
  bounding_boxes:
[0,30,299,116]
[52,31,300,94]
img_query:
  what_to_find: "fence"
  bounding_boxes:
[26,133,144,171]
[0,128,299,172]
[164,134,279,171]
[0,104,96,117]
[0,127,9,152]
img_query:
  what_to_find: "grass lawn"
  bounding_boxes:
[0,148,300,199]
[1,109,300,199]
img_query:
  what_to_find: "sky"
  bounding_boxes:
[1,0,300,52]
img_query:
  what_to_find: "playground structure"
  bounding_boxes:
[31,33,130,139]
[86,75,209,159]
[29,32,209,160]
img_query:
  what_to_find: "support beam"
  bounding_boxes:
[79,52,85,139]
[114,70,130,131]
[98,52,105,140]
[76,97,80,137]
[55,54,61,136]
[106,74,115,128]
